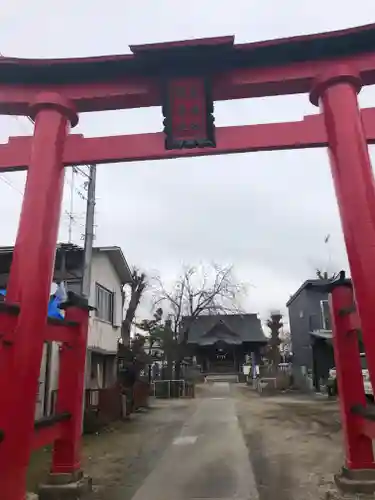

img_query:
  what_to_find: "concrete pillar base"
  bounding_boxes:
[26,493,39,500]
[38,470,92,500]
[335,467,375,495]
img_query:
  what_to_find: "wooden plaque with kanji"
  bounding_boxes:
[162,77,216,150]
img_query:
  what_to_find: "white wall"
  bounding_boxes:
[37,251,124,416]
[88,252,123,353]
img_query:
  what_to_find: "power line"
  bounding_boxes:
[67,167,75,243]
[0,48,31,195]
[64,166,91,243]
[1,48,76,211]
[74,166,90,179]
[0,50,97,245]
[0,174,23,195]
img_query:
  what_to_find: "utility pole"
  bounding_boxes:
[81,164,97,298]
[68,168,76,243]
[81,164,96,408]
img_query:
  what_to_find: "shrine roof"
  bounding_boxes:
[181,314,267,345]
[0,23,375,84]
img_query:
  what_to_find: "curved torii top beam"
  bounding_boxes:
[0,23,375,114]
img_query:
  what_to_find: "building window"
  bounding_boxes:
[66,279,82,295]
[320,300,331,330]
[95,284,113,323]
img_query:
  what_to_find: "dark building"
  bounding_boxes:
[0,243,84,290]
[286,279,334,391]
[183,314,267,374]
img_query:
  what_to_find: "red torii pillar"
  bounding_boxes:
[311,68,375,400]
[0,93,90,500]
[310,68,375,492]
[1,36,375,500]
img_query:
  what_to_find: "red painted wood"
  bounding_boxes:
[44,321,78,344]
[0,78,160,115]
[330,286,374,469]
[359,420,375,441]
[0,117,327,170]
[1,23,372,68]
[313,71,375,402]
[51,305,89,474]
[1,26,375,498]
[1,109,375,172]
[1,52,375,114]
[32,422,65,451]
[1,23,375,114]
[0,93,76,500]
[163,77,214,148]
[0,308,19,423]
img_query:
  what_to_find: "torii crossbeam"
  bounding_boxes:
[2,22,375,499]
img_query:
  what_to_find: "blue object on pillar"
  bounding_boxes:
[0,288,64,319]
[47,295,64,320]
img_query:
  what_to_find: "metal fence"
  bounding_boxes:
[151,379,195,398]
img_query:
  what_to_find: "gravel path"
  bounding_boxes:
[86,385,346,500]
[28,386,350,500]
[86,400,196,500]
[235,386,344,500]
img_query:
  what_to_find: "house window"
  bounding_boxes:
[320,300,331,330]
[66,279,82,295]
[95,284,113,323]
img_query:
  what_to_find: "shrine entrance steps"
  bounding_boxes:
[204,373,239,383]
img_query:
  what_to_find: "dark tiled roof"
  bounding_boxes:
[181,314,267,345]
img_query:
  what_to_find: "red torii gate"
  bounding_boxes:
[1,22,375,499]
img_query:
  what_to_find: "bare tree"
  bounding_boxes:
[121,268,147,344]
[154,263,244,337]
[315,269,339,280]
[314,234,340,280]
[150,263,246,377]
[117,270,149,406]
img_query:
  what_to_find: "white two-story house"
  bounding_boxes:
[0,243,132,419]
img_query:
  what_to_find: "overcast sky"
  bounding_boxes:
[1,1,375,322]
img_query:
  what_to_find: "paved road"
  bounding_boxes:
[131,382,259,500]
